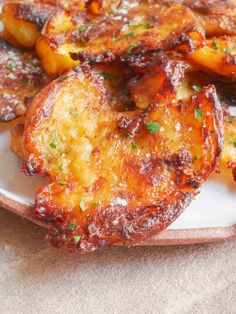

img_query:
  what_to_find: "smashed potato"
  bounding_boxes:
[0,39,50,123]
[36,4,203,75]
[22,64,223,252]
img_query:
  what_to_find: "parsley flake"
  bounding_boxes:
[127,41,141,55]
[59,180,67,186]
[213,39,220,51]
[227,117,234,123]
[7,62,15,69]
[68,222,76,231]
[73,235,81,245]
[194,154,200,161]
[58,76,70,82]
[50,142,57,149]
[131,142,138,149]
[224,47,232,53]
[192,85,202,93]
[79,24,90,32]
[194,108,203,120]
[146,122,161,134]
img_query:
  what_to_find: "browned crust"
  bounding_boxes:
[1,191,235,245]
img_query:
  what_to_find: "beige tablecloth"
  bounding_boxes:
[0,208,235,314]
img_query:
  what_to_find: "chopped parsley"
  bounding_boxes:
[213,39,220,51]
[194,154,200,160]
[59,180,67,186]
[227,117,234,123]
[127,41,141,55]
[192,85,202,93]
[194,108,203,120]
[68,222,76,231]
[79,200,87,212]
[71,111,78,117]
[58,76,70,82]
[79,24,91,32]
[146,121,161,134]
[124,133,132,138]
[58,164,63,172]
[125,32,135,39]
[51,130,57,142]
[50,142,57,149]
[224,47,232,53]
[73,235,81,245]
[131,142,138,149]
[112,37,120,42]
[7,61,15,69]
[91,202,97,207]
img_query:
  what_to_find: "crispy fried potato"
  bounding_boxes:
[160,0,236,36]
[22,64,223,252]
[0,39,50,123]
[0,0,118,48]
[0,1,54,48]
[189,36,236,79]
[36,4,203,75]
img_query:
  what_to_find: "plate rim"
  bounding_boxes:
[1,191,236,246]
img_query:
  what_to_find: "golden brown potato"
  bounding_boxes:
[22,64,223,253]
[0,39,50,123]
[0,0,117,48]
[159,0,236,36]
[0,1,54,48]
[189,36,236,79]
[36,4,203,75]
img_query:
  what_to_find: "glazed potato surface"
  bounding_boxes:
[0,39,50,123]
[22,63,223,252]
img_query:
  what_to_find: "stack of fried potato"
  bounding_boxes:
[0,0,235,253]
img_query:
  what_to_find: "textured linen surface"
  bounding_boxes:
[0,209,235,314]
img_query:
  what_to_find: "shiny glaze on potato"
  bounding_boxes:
[0,39,50,123]
[22,63,223,253]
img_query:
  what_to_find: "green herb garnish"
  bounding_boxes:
[213,39,220,51]
[192,85,202,92]
[194,108,203,120]
[131,142,138,149]
[146,122,161,134]
[59,180,67,185]
[58,76,70,82]
[194,154,200,160]
[127,41,141,55]
[68,222,76,231]
[50,142,57,149]
[7,62,15,69]
[79,24,90,32]
[227,117,234,123]
[73,235,81,245]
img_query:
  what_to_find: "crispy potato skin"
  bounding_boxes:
[22,64,223,253]
[189,37,236,79]
[36,3,203,75]
[160,0,236,36]
[0,39,50,123]
[1,2,54,47]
